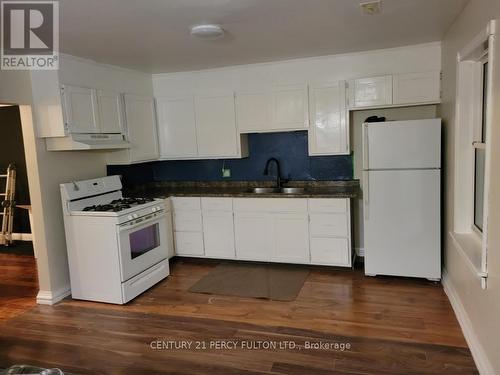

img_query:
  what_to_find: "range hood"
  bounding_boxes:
[45,133,131,151]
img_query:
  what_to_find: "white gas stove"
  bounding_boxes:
[60,175,169,304]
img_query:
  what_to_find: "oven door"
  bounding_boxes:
[118,212,168,282]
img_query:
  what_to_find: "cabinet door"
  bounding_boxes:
[195,94,238,157]
[308,81,349,155]
[97,90,123,134]
[348,75,392,108]
[393,71,441,105]
[235,90,271,132]
[164,211,175,258]
[156,97,198,158]
[234,212,272,261]
[123,94,159,162]
[174,231,204,256]
[272,213,310,263]
[61,85,99,133]
[271,83,309,130]
[203,211,235,258]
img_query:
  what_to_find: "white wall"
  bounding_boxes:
[441,1,500,373]
[153,43,441,95]
[0,56,153,302]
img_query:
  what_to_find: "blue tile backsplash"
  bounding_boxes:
[108,131,353,186]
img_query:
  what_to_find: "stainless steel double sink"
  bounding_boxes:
[249,187,305,195]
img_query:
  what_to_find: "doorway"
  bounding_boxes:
[0,105,38,321]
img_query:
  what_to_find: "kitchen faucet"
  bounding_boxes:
[263,157,284,188]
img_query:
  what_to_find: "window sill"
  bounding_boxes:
[449,231,485,280]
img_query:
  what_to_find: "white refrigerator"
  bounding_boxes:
[362,119,441,280]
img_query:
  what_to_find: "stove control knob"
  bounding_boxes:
[156,206,161,211]
[152,207,157,212]
[133,214,138,219]
[127,215,133,221]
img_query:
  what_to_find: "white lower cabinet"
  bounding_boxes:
[171,197,205,257]
[170,196,352,267]
[310,237,350,266]
[272,213,310,263]
[234,212,272,261]
[175,232,204,256]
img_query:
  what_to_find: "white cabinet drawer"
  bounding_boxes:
[308,198,347,213]
[310,237,350,266]
[201,197,233,212]
[309,214,348,237]
[171,197,201,211]
[233,198,308,213]
[174,231,204,256]
[173,211,202,232]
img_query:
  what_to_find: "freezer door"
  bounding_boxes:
[363,169,441,279]
[363,119,441,170]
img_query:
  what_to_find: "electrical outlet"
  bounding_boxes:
[222,168,231,178]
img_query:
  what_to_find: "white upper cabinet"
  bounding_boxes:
[96,89,123,134]
[271,83,309,130]
[393,71,441,105]
[123,94,159,162]
[235,83,308,133]
[61,85,99,134]
[348,75,393,108]
[156,93,248,160]
[235,90,272,133]
[195,94,239,157]
[308,81,349,155]
[156,97,198,158]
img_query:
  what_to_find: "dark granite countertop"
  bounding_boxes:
[123,180,360,199]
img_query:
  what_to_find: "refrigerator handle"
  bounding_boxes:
[363,171,369,220]
[362,123,369,170]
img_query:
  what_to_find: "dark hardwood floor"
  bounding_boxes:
[0,256,477,374]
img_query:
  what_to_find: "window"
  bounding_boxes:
[473,59,488,233]
[453,20,495,289]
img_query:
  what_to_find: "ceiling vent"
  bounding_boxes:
[360,0,382,15]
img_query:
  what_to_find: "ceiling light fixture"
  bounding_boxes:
[360,0,382,15]
[190,24,225,39]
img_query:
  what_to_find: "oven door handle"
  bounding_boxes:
[119,211,165,232]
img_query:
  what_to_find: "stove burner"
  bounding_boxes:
[82,197,155,212]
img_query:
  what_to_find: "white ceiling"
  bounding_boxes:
[59,0,468,73]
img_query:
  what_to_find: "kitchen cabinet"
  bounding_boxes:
[195,94,239,157]
[156,94,248,160]
[61,85,99,134]
[96,89,123,134]
[235,83,308,133]
[272,213,310,263]
[156,97,198,158]
[203,212,235,259]
[348,75,393,108]
[393,71,441,105]
[171,197,205,257]
[124,95,159,162]
[164,199,175,259]
[271,83,309,130]
[234,212,272,261]
[308,198,352,267]
[235,90,271,133]
[308,81,349,155]
[201,198,235,259]
[171,196,352,267]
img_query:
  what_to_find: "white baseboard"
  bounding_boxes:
[442,269,495,375]
[36,285,71,305]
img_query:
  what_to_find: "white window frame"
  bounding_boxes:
[452,20,496,289]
